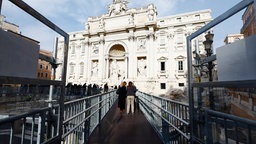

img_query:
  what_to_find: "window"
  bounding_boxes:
[37,73,40,77]
[41,73,43,77]
[176,32,184,44]
[161,62,165,71]
[69,63,75,74]
[195,14,200,20]
[71,44,75,54]
[40,64,43,69]
[159,34,166,46]
[179,83,184,87]
[45,73,48,78]
[178,61,183,70]
[81,44,85,54]
[46,65,48,70]
[176,17,181,22]
[160,83,166,89]
[80,63,84,75]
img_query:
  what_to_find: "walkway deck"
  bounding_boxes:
[88,102,163,144]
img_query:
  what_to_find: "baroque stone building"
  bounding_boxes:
[55,0,212,95]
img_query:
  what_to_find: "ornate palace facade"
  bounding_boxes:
[55,0,212,95]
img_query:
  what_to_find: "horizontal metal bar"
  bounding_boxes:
[0,76,62,85]
[0,107,52,124]
[64,91,114,105]
[192,80,256,88]
[199,55,216,65]
[139,91,189,107]
[204,108,256,126]
[39,53,56,66]
[9,0,69,38]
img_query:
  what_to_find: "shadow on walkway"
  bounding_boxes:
[88,102,163,144]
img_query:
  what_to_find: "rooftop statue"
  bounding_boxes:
[109,0,128,16]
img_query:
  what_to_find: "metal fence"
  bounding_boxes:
[137,91,190,144]
[192,80,256,144]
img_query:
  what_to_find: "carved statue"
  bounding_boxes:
[99,18,104,29]
[138,58,147,77]
[109,0,128,16]
[92,61,98,76]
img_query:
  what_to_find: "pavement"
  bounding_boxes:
[88,102,163,144]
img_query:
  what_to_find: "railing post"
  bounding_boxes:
[204,111,213,143]
[98,95,102,124]
[161,100,169,143]
[84,98,91,143]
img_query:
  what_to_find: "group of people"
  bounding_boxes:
[116,81,138,115]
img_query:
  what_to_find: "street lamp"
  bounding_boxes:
[203,31,215,110]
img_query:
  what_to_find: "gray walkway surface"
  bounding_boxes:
[88,102,163,144]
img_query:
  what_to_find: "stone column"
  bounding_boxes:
[98,33,105,81]
[105,55,109,80]
[127,28,135,79]
[124,53,128,79]
[87,42,92,82]
[148,30,155,78]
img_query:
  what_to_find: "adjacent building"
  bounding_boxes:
[55,0,212,95]
[38,50,53,80]
[224,34,244,44]
[241,4,256,37]
[1,14,52,80]
[0,14,19,33]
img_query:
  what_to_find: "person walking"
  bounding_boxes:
[126,81,137,114]
[117,81,127,114]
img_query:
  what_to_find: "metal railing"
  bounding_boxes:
[0,83,117,144]
[137,91,190,144]
[62,91,117,144]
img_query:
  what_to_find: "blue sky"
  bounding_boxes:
[2,0,244,52]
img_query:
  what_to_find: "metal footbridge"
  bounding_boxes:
[0,0,256,143]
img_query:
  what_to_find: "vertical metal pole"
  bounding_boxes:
[186,36,196,143]
[49,37,58,107]
[98,96,102,124]
[58,35,69,143]
[254,0,256,34]
[0,0,2,14]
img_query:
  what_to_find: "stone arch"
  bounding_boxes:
[106,41,128,54]
[105,42,127,86]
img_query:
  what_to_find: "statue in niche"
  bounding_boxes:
[128,15,134,25]
[137,58,147,77]
[92,61,98,77]
[99,18,104,29]
[92,44,99,54]
[138,39,146,50]
[110,59,120,84]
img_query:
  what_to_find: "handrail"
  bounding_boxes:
[137,91,190,143]
[61,91,117,143]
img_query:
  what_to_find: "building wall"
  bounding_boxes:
[55,2,212,96]
[241,4,256,37]
[0,15,19,33]
[224,34,244,44]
